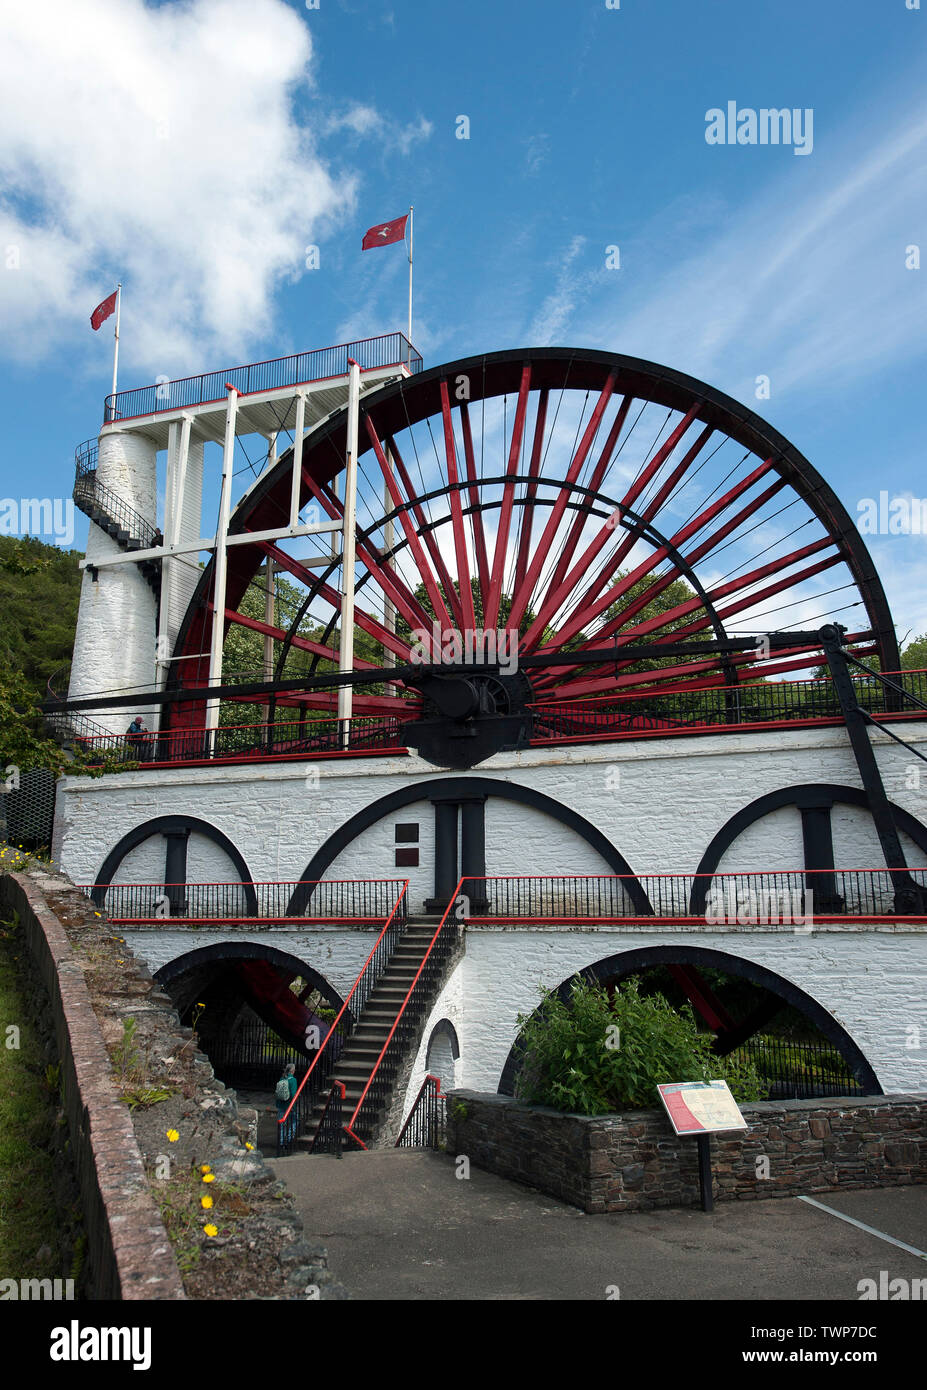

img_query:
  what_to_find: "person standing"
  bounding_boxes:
[275,1062,298,1148]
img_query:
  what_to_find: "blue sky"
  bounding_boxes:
[1,0,926,639]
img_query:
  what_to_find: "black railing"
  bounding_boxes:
[71,714,406,767]
[306,1081,346,1157]
[85,877,408,923]
[530,669,927,742]
[727,1034,865,1100]
[73,464,162,551]
[104,332,423,422]
[207,1024,315,1090]
[395,1075,447,1149]
[455,871,927,922]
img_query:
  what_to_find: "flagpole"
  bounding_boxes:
[407,205,413,366]
[111,282,122,417]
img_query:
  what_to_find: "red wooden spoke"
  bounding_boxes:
[267,691,419,716]
[384,433,465,629]
[534,475,790,686]
[507,370,618,632]
[439,379,477,632]
[522,410,711,651]
[544,395,635,599]
[611,538,837,652]
[217,605,384,671]
[545,456,777,651]
[530,536,836,695]
[545,640,831,702]
[365,413,455,633]
[512,388,550,600]
[256,543,413,663]
[274,469,435,642]
[460,402,492,604]
[485,364,533,631]
[536,641,879,705]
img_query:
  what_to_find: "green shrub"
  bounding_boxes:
[514,976,766,1115]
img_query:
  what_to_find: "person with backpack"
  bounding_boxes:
[275,1062,298,1148]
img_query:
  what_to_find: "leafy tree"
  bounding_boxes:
[900,634,927,671]
[0,536,82,705]
[514,976,766,1115]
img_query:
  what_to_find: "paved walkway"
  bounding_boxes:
[269,1149,927,1301]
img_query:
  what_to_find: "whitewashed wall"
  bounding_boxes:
[68,430,159,735]
[399,921,927,1112]
[54,725,927,891]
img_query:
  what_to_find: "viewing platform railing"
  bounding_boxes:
[103,331,423,422]
[56,670,927,772]
[84,877,409,925]
[451,870,927,923]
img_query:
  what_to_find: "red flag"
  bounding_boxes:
[90,289,118,331]
[362,215,408,251]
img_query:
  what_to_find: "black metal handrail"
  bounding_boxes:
[71,713,407,767]
[396,1075,447,1149]
[104,332,423,422]
[454,870,927,922]
[727,1034,864,1099]
[85,876,408,923]
[73,468,162,551]
[530,669,927,741]
[305,1081,346,1157]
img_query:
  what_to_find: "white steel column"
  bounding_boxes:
[157,414,192,698]
[289,393,306,529]
[337,360,360,743]
[205,386,239,740]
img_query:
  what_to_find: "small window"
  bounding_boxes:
[395,823,419,844]
[395,847,419,867]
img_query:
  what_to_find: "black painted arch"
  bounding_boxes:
[690,784,927,914]
[497,943,883,1097]
[91,814,258,915]
[286,775,653,917]
[154,940,348,1017]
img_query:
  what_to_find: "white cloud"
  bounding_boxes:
[0,0,355,374]
[322,104,432,155]
[588,101,927,398]
[528,235,590,345]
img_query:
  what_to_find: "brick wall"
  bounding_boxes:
[445,1090,927,1213]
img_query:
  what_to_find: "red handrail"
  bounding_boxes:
[279,880,410,1128]
[342,877,465,1149]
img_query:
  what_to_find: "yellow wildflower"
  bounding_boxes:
[166,1129,179,1142]
[203,1224,218,1237]
[201,1195,214,1210]
[202,1173,215,1184]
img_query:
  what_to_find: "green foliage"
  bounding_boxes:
[0,536,81,705]
[900,634,927,671]
[0,665,72,777]
[514,976,766,1115]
